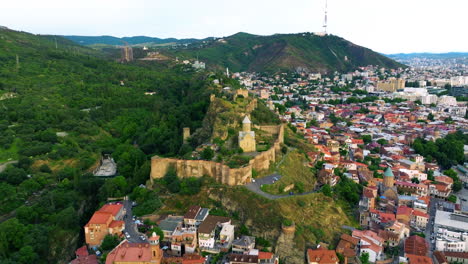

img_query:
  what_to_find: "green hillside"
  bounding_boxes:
[162,32,405,73]
[0,27,213,263]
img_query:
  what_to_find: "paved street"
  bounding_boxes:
[424,197,440,257]
[0,160,18,173]
[245,173,317,200]
[123,198,146,243]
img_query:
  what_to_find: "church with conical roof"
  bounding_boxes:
[379,167,398,204]
[380,167,398,202]
[238,115,256,152]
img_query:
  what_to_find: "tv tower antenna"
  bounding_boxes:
[323,0,328,35]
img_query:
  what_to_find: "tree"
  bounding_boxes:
[322,184,332,197]
[101,235,120,251]
[411,177,420,184]
[360,252,370,264]
[39,164,52,173]
[361,135,372,144]
[427,170,434,181]
[200,147,214,160]
[427,113,434,121]
[163,167,180,193]
[377,139,388,146]
[16,246,39,264]
[307,119,319,128]
[448,195,457,203]
[0,167,28,185]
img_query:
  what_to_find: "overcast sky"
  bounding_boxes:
[1,0,466,54]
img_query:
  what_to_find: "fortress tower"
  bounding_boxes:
[238,115,256,152]
[183,127,191,143]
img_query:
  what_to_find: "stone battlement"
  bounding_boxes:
[150,125,284,186]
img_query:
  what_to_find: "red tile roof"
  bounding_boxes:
[76,246,89,257]
[443,251,468,259]
[99,204,123,217]
[433,251,447,264]
[86,212,112,225]
[405,235,429,256]
[182,254,205,264]
[407,254,432,264]
[105,242,154,264]
[258,252,274,260]
[307,249,339,264]
[397,206,413,217]
[109,220,124,228]
[412,210,429,218]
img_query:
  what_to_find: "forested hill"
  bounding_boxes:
[0,27,214,263]
[63,35,208,46]
[161,32,405,73]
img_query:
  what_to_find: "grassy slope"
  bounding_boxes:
[262,149,316,194]
[158,185,356,251]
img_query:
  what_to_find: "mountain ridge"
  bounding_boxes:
[159,32,405,73]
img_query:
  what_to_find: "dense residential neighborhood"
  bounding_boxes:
[71,55,468,264]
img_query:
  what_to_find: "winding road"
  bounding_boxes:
[245,148,319,200]
[245,174,318,200]
[0,160,18,173]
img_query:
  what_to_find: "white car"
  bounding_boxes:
[125,232,130,238]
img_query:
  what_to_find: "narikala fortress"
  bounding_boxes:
[150,90,284,186]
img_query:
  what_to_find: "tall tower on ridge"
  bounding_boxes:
[323,0,328,35]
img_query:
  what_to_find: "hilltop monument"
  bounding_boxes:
[238,115,256,152]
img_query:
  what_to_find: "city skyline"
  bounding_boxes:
[0,0,467,54]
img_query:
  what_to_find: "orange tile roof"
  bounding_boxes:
[361,243,383,254]
[412,210,429,218]
[182,254,205,264]
[407,254,432,264]
[435,176,453,184]
[397,206,413,217]
[405,235,429,256]
[105,242,155,264]
[443,251,468,259]
[99,204,123,217]
[307,249,338,264]
[379,212,396,223]
[258,252,274,260]
[86,212,112,225]
[109,220,124,228]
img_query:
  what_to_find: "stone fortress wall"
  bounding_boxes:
[150,124,284,186]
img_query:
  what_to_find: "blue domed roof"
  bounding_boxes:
[384,167,394,178]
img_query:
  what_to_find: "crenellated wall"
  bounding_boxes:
[150,124,284,186]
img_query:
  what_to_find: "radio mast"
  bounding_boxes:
[323,0,328,35]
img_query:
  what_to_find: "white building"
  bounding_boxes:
[435,228,468,252]
[438,95,457,106]
[421,94,438,105]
